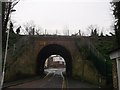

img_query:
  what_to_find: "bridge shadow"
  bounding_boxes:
[36,44,72,77]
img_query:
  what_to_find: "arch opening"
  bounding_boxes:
[36,44,72,76]
[44,55,66,74]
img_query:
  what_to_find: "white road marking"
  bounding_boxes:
[61,72,66,89]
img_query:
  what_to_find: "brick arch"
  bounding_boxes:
[36,44,72,76]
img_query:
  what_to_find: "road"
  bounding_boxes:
[3,68,99,89]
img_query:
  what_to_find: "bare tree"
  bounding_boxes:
[23,21,42,35]
[63,26,69,36]
[87,25,99,36]
[111,1,120,46]
[2,0,20,71]
[35,28,40,35]
[23,21,35,35]
[2,0,20,50]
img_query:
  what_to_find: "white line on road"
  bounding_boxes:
[61,72,66,90]
[43,72,50,79]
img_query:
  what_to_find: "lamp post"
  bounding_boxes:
[1,9,16,88]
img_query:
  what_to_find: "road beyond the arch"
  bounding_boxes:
[3,68,99,89]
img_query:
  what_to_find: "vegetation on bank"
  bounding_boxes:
[75,36,115,86]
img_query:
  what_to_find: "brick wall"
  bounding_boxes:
[112,59,118,88]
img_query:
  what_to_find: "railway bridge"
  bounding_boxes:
[5,35,106,85]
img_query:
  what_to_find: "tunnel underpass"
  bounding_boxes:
[36,44,72,76]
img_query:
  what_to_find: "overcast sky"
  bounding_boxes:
[11,0,114,35]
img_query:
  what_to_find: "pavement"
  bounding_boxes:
[2,68,99,89]
[3,69,64,89]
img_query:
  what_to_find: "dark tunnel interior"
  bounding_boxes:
[36,44,72,76]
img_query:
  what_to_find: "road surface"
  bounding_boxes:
[3,68,99,89]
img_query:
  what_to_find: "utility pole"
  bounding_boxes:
[0,2,2,89]
[32,27,35,35]
[45,29,47,35]
[68,29,69,36]
[56,29,57,35]
[79,29,81,36]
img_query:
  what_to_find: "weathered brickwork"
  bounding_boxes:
[112,60,118,88]
[5,36,104,85]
